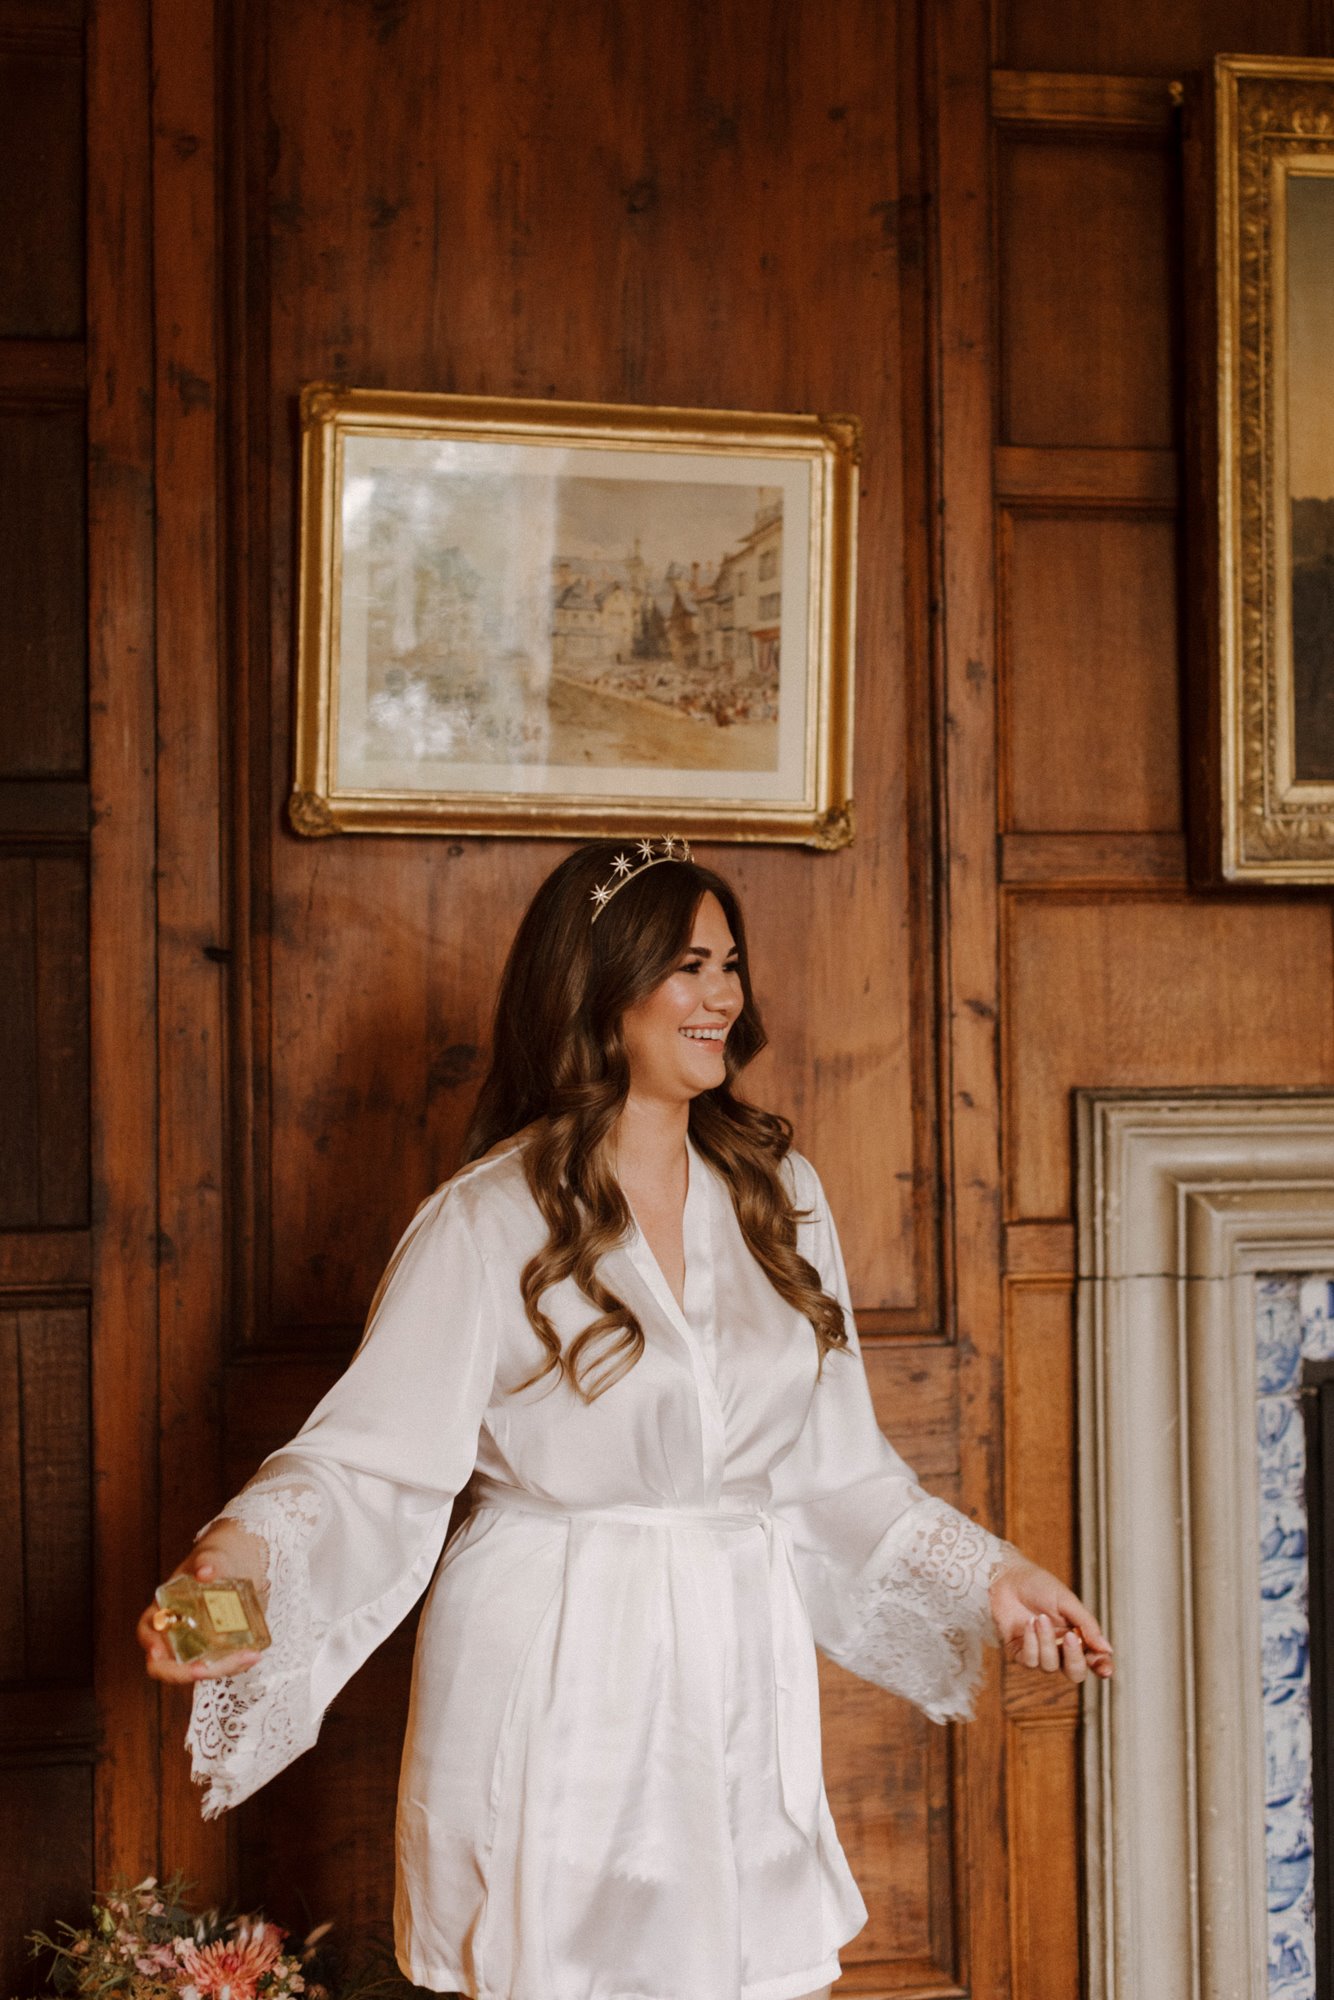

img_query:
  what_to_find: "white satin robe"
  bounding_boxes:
[186,1137,1012,2000]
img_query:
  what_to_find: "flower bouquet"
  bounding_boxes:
[18,1877,431,2000]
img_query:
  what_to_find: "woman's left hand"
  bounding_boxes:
[988,1558,1114,1686]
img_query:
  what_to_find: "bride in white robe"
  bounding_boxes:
[139,839,1111,2000]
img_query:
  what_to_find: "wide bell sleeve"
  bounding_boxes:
[185,1180,498,1816]
[770,1155,1019,1723]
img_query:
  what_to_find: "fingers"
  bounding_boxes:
[136,1553,260,1686]
[1075,1610,1113,1660]
[1065,1599,1114,1677]
[996,1562,1116,1685]
[138,1620,263,1684]
[1008,1613,1113,1683]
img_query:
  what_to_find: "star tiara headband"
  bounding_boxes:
[589,835,694,922]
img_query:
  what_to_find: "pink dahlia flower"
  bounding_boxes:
[176,1922,284,2000]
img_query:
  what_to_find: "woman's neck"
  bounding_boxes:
[611,1093,689,1187]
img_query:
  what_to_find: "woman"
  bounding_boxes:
[138,836,1111,2000]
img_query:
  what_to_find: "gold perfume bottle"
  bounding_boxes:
[152,1575,271,1665]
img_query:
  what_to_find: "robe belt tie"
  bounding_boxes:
[469,1476,824,1845]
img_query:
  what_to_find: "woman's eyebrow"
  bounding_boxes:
[683,943,740,959]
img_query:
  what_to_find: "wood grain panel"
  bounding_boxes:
[991,69,1177,133]
[1006,1719,1081,2000]
[1001,1666,1081,1720]
[0,857,39,1224]
[1000,831,1187,885]
[0,402,87,778]
[0,779,90,838]
[997,0,1312,73]
[0,338,84,397]
[997,135,1174,448]
[867,1343,960,1485]
[1004,1281,1075,1582]
[256,0,934,1351]
[1000,510,1181,833]
[1004,1220,1075,1276]
[0,41,83,338]
[0,1308,92,1688]
[0,855,88,1227]
[0,1315,23,1681]
[0,4,85,33]
[0,1227,89,1289]
[1004,896,1334,1218]
[994,444,1177,506]
[0,1762,93,2000]
[18,1306,91,1683]
[34,855,89,1223]
[820,1650,953,1989]
[0,1686,97,1759]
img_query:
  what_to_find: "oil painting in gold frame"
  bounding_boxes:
[1186,55,1334,883]
[289,387,858,847]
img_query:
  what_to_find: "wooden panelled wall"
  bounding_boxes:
[6,0,1334,1994]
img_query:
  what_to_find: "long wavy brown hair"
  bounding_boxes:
[462,840,848,1401]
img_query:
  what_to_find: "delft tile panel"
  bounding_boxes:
[1257,1273,1334,1998]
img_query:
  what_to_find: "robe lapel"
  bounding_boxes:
[613,1137,726,1491]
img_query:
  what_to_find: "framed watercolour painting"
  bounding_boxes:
[289,387,859,846]
[1185,55,1334,883]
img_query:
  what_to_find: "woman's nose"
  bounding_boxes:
[702,975,737,1015]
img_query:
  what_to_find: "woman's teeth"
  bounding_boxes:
[681,1027,725,1042]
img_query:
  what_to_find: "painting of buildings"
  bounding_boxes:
[356,474,787,772]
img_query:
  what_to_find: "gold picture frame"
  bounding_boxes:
[289,386,859,846]
[1186,55,1334,883]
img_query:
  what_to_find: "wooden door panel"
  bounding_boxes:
[0,1763,94,2000]
[0,38,83,339]
[997,135,1174,449]
[1000,509,1180,835]
[0,855,89,1228]
[1003,1282,1075,1587]
[997,0,1310,73]
[1005,1718,1081,2000]
[0,402,87,777]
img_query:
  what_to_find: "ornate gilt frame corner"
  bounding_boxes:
[1204,56,1334,882]
[287,386,860,849]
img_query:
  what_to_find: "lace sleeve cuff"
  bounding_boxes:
[822,1495,1019,1724]
[185,1481,324,1819]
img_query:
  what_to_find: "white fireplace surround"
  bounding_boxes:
[1077,1091,1334,2000]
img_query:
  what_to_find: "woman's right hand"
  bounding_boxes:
[136,1517,270,1685]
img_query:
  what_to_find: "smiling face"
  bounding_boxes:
[618,891,744,1108]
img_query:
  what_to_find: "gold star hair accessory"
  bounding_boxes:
[590,835,694,923]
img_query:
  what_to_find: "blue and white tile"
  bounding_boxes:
[1256,1274,1334,1997]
